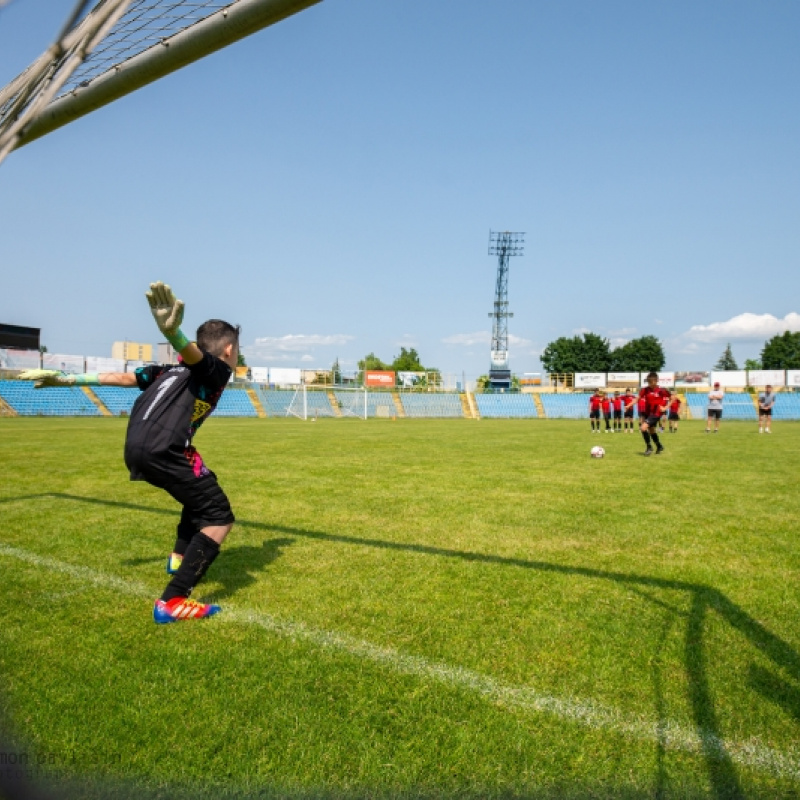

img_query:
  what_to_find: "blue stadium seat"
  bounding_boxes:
[0,380,101,416]
[685,392,757,421]
[539,394,592,419]
[771,392,800,420]
[214,388,257,417]
[399,393,463,418]
[93,385,138,415]
[475,393,537,418]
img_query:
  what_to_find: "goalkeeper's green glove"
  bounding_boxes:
[18,370,99,388]
[146,281,190,352]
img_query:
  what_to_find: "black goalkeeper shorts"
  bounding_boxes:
[141,467,235,529]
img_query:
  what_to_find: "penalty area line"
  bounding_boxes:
[1,541,798,783]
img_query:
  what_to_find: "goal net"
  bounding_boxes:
[0,0,322,166]
[286,386,367,420]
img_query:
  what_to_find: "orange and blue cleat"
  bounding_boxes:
[153,596,221,624]
[166,552,184,575]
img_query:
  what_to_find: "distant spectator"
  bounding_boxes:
[706,382,724,433]
[758,384,776,434]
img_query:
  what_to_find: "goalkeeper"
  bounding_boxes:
[20,282,239,624]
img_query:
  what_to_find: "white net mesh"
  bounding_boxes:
[64,1,232,95]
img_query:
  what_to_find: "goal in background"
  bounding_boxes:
[287,386,367,420]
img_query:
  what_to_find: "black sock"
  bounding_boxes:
[642,431,652,446]
[651,433,661,447]
[161,532,220,602]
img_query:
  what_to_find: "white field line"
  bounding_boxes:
[1,541,798,782]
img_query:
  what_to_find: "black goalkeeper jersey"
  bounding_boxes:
[124,352,231,481]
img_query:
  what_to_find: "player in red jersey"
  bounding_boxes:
[600,391,613,433]
[612,391,623,432]
[588,390,603,433]
[667,395,682,433]
[638,372,671,455]
[621,387,637,433]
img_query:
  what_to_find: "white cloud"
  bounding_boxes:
[683,313,800,343]
[242,333,355,363]
[443,331,534,349]
[443,331,491,346]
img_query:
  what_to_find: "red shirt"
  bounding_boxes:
[669,398,681,413]
[589,394,602,411]
[612,397,622,411]
[622,393,636,410]
[601,398,611,413]
[639,385,671,416]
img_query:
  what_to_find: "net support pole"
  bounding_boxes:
[13,0,323,150]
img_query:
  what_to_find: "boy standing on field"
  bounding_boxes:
[621,387,637,433]
[20,282,239,624]
[706,382,725,433]
[759,385,776,433]
[600,391,613,433]
[667,394,682,433]
[612,391,623,432]
[638,372,671,456]
[589,390,602,433]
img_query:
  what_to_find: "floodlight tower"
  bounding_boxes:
[487,230,524,390]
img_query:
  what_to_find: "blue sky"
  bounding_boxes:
[1,0,798,380]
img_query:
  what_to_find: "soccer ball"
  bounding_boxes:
[590,446,605,459]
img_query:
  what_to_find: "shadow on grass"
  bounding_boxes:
[4,493,800,799]
[118,538,295,602]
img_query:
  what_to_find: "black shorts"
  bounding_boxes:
[644,415,661,428]
[140,466,235,529]
[613,411,622,419]
[603,412,611,420]
[668,412,680,421]
[624,410,634,418]
[589,410,600,419]
[760,408,772,416]
[708,409,722,420]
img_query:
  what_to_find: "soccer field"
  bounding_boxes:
[1,417,799,799]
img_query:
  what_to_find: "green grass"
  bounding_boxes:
[1,416,799,799]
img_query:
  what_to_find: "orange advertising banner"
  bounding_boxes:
[365,370,395,387]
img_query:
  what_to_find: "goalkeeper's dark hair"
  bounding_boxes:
[196,319,240,357]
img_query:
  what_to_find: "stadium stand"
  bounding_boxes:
[214,388,258,417]
[539,393,591,419]
[475,393,538,418]
[399,393,463,418]
[771,392,800,420]
[0,380,101,416]
[685,392,758,421]
[304,391,335,418]
[92,385,137,415]
[255,388,292,416]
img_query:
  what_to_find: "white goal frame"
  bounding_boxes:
[286,385,367,420]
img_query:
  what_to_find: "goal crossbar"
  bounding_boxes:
[11,0,322,151]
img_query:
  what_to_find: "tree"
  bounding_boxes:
[357,352,389,372]
[743,358,762,371]
[540,332,611,374]
[237,351,247,367]
[714,343,739,371]
[390,347,425,372]
[760,331,800,370]
[609,336,665,372]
